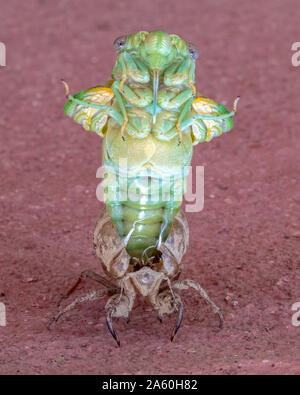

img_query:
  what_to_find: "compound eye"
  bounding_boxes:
[113,36,127,51]
[188,44,199,60]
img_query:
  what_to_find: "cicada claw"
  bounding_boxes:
[106,309,121,347]
[120,76,127,93]
[120,116,128,141]
[176,123,182,146]
[188,80,196,96]
[218,310,224,329]
[170,301,183,342]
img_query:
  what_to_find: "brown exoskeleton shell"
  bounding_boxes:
[49,208,223,346]
[93,208,189,283]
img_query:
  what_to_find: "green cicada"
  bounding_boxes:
[49,30,239,346]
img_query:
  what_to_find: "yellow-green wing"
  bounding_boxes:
[191,96,234,145]
[64,86,114,136]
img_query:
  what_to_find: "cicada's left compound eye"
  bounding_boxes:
[113,35,127,51]
[188,44,199,60]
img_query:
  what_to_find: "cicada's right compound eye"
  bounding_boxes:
[113,35,127,51]
[188,44,199,60]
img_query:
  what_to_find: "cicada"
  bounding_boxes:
[48,30,239,346]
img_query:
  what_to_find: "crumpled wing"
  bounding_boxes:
[64,85,114,136]
[191,96,234,144]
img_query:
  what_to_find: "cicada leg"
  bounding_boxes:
[125,109,152,139]
[112,81,153,140]
[172,279,224,329]
[47,270,120,332]
[155,89,195,144]
[113,80,153,108]
[105,277,137,347]
[163,58,196,94]
[170,299,183,342]
[110,51,152,140]
[161,58,196,144]
[175,97,195,145]
[47,288,115,330]
[151,111,179,141]
[112,51,150,88]
[158,87,194,112]
[57,270,119,307]
[111,84,128,141]
[153,288,184,342]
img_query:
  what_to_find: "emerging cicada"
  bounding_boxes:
[48,30,239,346]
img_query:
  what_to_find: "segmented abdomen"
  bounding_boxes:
[103,164,185,260]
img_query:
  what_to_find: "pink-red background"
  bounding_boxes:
[0,0,299,374]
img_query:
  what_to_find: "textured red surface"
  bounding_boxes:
[0,0,300,375]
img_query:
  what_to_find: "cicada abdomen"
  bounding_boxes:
[52,30,238,346]
[103,165,186,260]
[101,119,193,262]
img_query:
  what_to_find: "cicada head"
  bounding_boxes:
[112,30,199,125]
[113,30,199,71]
